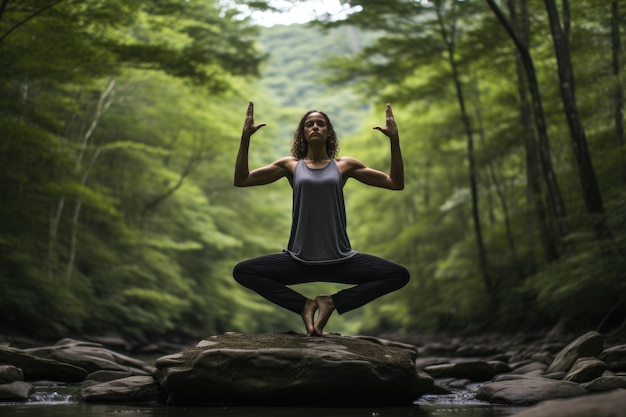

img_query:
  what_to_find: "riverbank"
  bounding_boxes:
[1,328,626,415]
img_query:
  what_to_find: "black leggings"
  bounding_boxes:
[233,252,410,314]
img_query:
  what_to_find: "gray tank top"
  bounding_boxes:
[285,159,357,264]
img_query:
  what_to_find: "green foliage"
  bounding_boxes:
[0,0,272,340]
[320,0,626,334]
[524,236,626,327]
[1,0,625,342]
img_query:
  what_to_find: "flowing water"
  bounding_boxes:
[0,383,528,417]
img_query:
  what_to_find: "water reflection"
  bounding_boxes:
[0,403,525,417]
[0,383,526,417]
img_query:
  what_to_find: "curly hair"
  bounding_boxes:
[290,110,339,159]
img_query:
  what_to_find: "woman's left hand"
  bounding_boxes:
[373,103,399,139]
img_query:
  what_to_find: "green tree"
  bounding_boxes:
[315,0,626,332]
[543,0,609,240]
[0,0,267,338]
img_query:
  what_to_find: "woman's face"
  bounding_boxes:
[303,112,329,145]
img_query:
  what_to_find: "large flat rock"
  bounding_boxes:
[154,332,432,406]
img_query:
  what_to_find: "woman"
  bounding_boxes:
[233,101,409,336]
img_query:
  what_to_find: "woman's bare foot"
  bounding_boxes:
[313,295,335,336]
[301,299,318,336]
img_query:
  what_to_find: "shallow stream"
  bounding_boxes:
[0,383,529,417]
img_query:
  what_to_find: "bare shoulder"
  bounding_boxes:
[337,156,397,189]
[274,156,299,172]
[336,156,366,174]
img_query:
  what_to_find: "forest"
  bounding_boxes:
[0,0,624,343]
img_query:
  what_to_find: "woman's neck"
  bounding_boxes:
[304,146,329,163]
[303,147,331,169]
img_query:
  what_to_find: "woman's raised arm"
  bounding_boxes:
[234,102,293,187]
[341,103,404,190]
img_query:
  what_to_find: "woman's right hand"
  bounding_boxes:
[242,101,267,138]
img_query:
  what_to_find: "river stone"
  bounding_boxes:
[415,357,450,369]
[475,376,586,405]
[511,361,547,375]
[154,332,430,406]
[509,388,626,417]
[530,352,553,365]
[542,371,567,380]
[353,335,418,351]
[84,370,143,383]
[582,375,626,392]
[492,373,537,382]
[73,376,161,403]
[600,344,626,371]
[608,361,626,371]
[422,359,509,381]
[488,360,513,375]
[447,378,471,388]
[25,339,154,374]
[545,331,603,374]
[455,344,498,357]
[82,336,132,352]
[0,344,87,382]
[0,365,23,383]
[563,357,607,383]
[0,381,33,401]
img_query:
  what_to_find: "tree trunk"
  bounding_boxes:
[507,0,559,263]
[486,0,570,242]
[48,198,65,280]
[611,0,624,147]
[66,79,116,284]
[0,0,8,23]
[543,0,609,239]
[562,0,570,40]
[471,82,519,263]
[435,1,494,301]
[485,144,518,262]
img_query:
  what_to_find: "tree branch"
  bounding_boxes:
[0,0,66,44]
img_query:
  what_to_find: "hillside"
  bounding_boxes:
[258,23,376,139]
